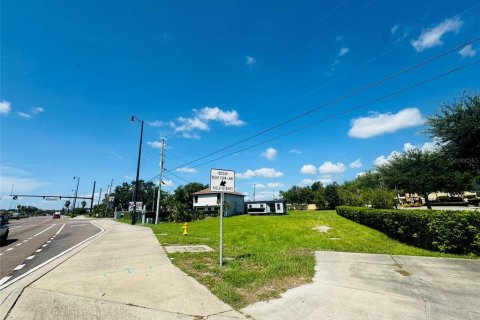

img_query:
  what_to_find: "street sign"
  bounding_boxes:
[45,197,59,201]
[210,169,235,192]
[128,201,143,212]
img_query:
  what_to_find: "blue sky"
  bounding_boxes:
[1,0,479,209]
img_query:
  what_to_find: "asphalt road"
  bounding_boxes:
[0,216,101,286]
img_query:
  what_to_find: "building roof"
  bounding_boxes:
[192,188,245,196]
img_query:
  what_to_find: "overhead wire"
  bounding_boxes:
[171,38,480,171]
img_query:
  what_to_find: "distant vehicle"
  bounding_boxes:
[1,214,9,244]
[52,212,61,219]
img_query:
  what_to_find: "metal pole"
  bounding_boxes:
[155,139,164,224]
[253,184,256,201]
[72,177,80,216]
[132,118,144,225]
[219,192,224,267]
[90,181,96,212]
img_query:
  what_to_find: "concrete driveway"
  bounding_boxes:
[242,251,480,320]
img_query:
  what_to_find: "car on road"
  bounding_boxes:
[0,213,9,244]
[52,212,61,219]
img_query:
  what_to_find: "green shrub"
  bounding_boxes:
[336,206,480,255]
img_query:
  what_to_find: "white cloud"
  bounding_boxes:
[0,175,49,193]
[390,24,399,35]
[246,55,256,66]
[162,179,174,187]
[374,150,400,166]
[0,165,30,176]
[254,183,266,189]
[348,108,424,139]
[459,44,476,59]
[319,161,346,174]
[31,107,44,114]
[266,182,283,188]
[338,47,350,56]
[300,164,317,175]
[0,100,11,114]
[319,176,334,185]
[403,139,441,152]
[170,107,245,139]
[356,172,366,178]
[236,168,284,179]
[403,142,416,152]
[261,147,277,161]
[147,120,164,127]
[411,17,463,52]
[349,159,362,169]
[147,141,163,148]
[300,179,315,186]
[289,149,302,154]
[175,167,197,173]
[18,112,32,119]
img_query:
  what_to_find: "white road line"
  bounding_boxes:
[0,277,12,286]
[42,244,48,248]
[6,248,13,251]
[0,253,3,256]
[9,226,23,230]
[23,240,28,243]
[33,224,56,237]
[28,237,32,240]
[36,249,42,253]
[26,255,35,260]
[55,223,66,235]
[0,221,104,290]
[46,241,51,243]
[16,244,22,246]
[13,264,25,271]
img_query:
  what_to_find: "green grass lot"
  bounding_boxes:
[140,210,473,309]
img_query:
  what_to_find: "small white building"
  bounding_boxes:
[246,200,287,215]
[192,188,245,216]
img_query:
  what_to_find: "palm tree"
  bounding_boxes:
[81,200,87,209]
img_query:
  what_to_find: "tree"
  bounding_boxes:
[324,183,341,209]
[81,200,87,209]
[426,92,480,174]
[110,180,156,211]
[377,149,474,209]
[279,186,313,208]
[172,182,208,211]
[64,200,71,212]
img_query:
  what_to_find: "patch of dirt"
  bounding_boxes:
[395,269,411,276]
[313,225,332,233]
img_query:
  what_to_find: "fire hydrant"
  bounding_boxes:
[182,222,188,236]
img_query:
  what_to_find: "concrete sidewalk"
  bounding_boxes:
[1,220,245,319]
[243,251,480,320]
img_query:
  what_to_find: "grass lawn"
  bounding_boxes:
[142,210,472,309]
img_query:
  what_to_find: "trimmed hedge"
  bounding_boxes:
[336,206,480,255]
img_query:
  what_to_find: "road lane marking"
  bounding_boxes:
[29,237,32,240]
[36,249,42,252]
[13,264,25,271]
[33,224,57,237]
[0,277,12,286]
[23,240,28,243]
[0,253,3,256]
[9,226,23,230]
[42,244,48,247]
[47,241,51,243]
[6,248,13,251]
[0,221,105,290]
[16,243,22,246]
[69,224,89,227]
[26,255,35,260]
[55,223,66,235]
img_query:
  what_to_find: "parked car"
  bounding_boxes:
[52,212,61,219]
[1,213,9,244]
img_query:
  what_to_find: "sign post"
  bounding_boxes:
[210,168,235,267]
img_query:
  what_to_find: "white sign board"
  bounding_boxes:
[128,201,143,212]
[210,169,235,192]
[45,197,59,201]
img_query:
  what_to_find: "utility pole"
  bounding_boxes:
[155,139,165,224]
[89,181,96,212]
[253,184,256,201]
[131,116,144,225]
[97,187,102,205]
[72,177,80,216]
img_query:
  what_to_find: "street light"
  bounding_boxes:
[72,177,80,216]
[130,115,144,225]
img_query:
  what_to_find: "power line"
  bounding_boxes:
[171,38,480,171]
[164,168,191,184]
[186,61,478,170]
